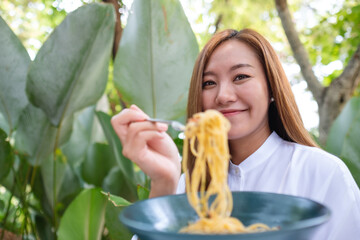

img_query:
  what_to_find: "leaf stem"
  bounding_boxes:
[52,119,64,239]
[10,164,37,239]
[52,152,57,237]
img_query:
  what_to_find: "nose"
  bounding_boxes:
[215,82,237,105]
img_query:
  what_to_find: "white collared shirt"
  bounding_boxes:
[176,131,360,239]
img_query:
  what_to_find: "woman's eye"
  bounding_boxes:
[234,74,249,81]
[202,80,216,89]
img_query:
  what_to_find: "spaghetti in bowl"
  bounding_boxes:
[120,191,330,240]
[120,110,330,239]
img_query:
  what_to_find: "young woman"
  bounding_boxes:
[111,29,360,239]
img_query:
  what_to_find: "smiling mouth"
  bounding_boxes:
[219,109,246,117]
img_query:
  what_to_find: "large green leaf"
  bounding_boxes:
[102,191,131,207]
[14,104,73,166]
[41,153,67,210]
[26,3,115,126]
[62,104,107,167]
[104,204,132,240]
[0,16,30,134]
[37,151,82,216]
[326,97,360,155]
[326,97,360,186]
[57,188,107,240]
[81,143,116,187]
[95,111,135,181]
[61,106,97,167]
[0,129,13,181]
[0,113,9,134]
[15,105,56,161]
[113,0,198,119]
[31,164,57,219]
[103,193,132,240]
[36,148,82,215]
[57,164,83,207]
[102,167,137,202]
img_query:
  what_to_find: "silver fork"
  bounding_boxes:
[147,118,185,132]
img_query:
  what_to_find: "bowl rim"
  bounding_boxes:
[120,191,331,237]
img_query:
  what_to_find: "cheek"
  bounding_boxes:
[201,91,213,110]
[251,95,270,117]
[250,81,270,107]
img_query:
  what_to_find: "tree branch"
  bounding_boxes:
[275,0,323,104]
[318,45,360,144]
[214,14,223,33]
[213,0,230,33]
[333,44,360,101]
[103,0,127,110]
[103,0,123,59]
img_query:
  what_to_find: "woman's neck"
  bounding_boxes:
[229,126,271,165]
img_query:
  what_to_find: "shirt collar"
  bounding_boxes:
[229,131,283,174]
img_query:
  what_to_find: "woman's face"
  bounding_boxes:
[201,40,271,140]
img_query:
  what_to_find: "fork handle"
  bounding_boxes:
[147,118,172,124]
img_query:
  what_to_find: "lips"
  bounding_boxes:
[219,109,245,117]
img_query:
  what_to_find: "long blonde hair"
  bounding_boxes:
[186,29,317,184]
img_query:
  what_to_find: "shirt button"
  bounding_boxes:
[235,168,239,174]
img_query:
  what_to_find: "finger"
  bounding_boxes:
[129,105,168,130]
[125,121,168,147]
[131,131,179,180]
[130,104,143,112]
[112,107,148,125]
[111,108,149,142]
[122,130,165,165]
[128,104,172,131]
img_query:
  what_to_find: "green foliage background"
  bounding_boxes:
[0,0,198,239]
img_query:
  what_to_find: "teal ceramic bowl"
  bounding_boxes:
[120,191,330,240]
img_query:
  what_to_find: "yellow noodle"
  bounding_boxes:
[180,110,276,234]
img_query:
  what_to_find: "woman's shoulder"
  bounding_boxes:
[274,137,360,239]
[281,140,357,188]
[283,139,359,197]
[282,140,344,169]
[269,132,340,168]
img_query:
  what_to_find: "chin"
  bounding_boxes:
[227,126,253,140]
[227,132,246,140]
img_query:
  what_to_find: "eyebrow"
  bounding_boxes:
[203,63,254,77]
[229,63,254,71]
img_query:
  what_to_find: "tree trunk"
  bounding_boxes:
[275,0,360,145]
[102,0,127,110]
[102,0,123,60]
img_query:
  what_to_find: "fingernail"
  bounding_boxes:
[130,104,137,109]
